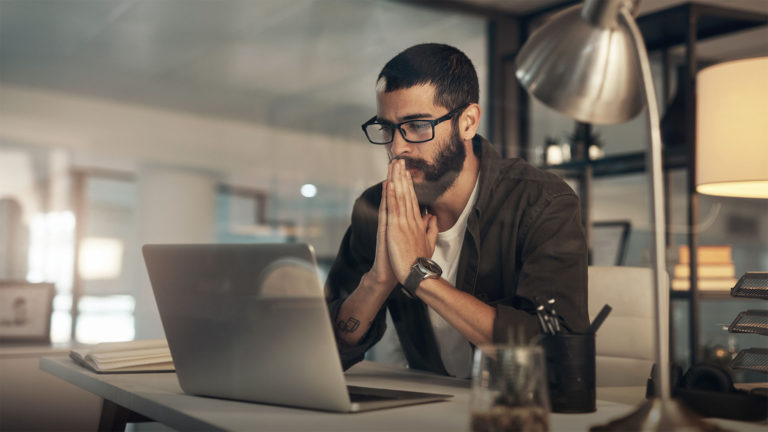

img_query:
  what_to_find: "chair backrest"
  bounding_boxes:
[588,266,664,387]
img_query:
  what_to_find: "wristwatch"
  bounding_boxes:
[402,257,442,298]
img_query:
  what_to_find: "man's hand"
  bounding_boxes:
[335,178,399,348]
[386,159,439,284]
[364,179,398,290]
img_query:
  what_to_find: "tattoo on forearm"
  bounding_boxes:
[337,317,360,333]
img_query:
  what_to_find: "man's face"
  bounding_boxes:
[375,84,466,206]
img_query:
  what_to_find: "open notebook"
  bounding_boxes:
[70,338,174,373]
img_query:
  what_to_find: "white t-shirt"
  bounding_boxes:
[427,177,480,378]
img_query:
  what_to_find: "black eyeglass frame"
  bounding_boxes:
[361,105,468,145]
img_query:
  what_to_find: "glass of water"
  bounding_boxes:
[469,344,550,432]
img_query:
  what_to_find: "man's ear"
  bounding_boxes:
[459,103,481,140]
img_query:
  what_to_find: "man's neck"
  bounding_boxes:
[428,144,480,232]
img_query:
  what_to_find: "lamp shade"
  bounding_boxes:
[515,4,644,124]
[697,57,768,199]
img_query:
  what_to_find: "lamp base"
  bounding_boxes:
[589,397,725,431]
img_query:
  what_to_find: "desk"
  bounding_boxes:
[39,357,762,431]
[0,345,101,431]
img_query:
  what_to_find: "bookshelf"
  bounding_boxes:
[427,0,768,368]
[510,2,768,366]
[671,245,737,292]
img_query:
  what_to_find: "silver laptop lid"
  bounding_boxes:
[142,243,352,411]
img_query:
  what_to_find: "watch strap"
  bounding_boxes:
[402,266,425,298]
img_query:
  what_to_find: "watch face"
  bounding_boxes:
[418,257,442,276]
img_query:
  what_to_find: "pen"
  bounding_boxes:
[547,298,561,333]
[588,304,612,334]
[537,305,555,335]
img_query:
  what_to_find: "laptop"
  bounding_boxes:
[142,243,452,412]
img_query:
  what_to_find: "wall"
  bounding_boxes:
[0,1,488,341]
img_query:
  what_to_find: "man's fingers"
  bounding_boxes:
[387,171,399,222]
[398,160,414,222]
[378,181,387,230]
[386,161,398,223]
[394,159,421,230]
[405,168,421,224]
[394,160,407,222]
[425,213,438,254]
[421,211,431,227]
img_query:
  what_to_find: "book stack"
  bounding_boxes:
[671,245,738,292]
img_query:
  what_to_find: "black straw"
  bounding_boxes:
[588,304,612,334]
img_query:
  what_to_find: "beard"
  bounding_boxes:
[392,126,466,206]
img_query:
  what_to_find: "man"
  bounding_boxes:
[326,43,588,378]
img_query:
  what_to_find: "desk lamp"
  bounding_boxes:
[515,0,717,429]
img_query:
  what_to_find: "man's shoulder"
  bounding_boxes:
[478,155,581,239]
[485,156,576,199]
[474,135,574,200]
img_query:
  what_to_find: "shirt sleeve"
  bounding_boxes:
[325,185,388,370]
[492,192,589,341]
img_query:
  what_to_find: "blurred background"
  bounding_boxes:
[0,0,766,372]
[0,0,490,346]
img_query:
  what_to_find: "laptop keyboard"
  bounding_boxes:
[347,385,428,402]
[348,391,394,403]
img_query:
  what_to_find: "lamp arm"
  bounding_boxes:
[618,6,671,401]
[582,0,630,27]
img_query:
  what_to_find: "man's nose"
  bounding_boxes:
[388,130,412,157]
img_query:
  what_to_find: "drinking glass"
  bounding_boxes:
[469,345,550,432]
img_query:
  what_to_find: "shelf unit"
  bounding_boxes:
[510,2,768,366]
[541,148,690,178]
[671,290,764,301]
[413,0,767,367]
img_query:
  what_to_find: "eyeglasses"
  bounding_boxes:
[361,105,466,145]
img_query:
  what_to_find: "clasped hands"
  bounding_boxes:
[368,158,439,291]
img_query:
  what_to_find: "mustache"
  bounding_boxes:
[391,156,429,171]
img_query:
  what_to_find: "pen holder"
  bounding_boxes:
[542,333,596,413]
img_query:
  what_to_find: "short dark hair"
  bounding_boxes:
[377,43,479,111]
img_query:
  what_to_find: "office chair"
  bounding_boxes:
[588,266,661,387]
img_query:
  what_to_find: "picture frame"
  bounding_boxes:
[0,281,55,343]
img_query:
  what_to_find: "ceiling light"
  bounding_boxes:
[300,184,317,198]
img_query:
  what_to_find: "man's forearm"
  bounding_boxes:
[335,272,394,346]
[417,278,495,347]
